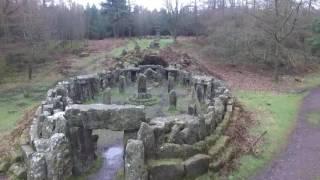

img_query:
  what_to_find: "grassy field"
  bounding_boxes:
[110,38,173,56]
[229,91,304,179]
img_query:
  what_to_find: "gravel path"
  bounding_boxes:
[254,87,320,180]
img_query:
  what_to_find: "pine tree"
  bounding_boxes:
[101,0,128,38]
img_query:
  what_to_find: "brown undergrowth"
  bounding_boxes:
[0,105,38,159]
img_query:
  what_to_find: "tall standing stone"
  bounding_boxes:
[103,88,111,104]
[168,76,174,93]
[127,71,132,84]
[137,122,155,158]
[199,116,207,140]
[119,75,126,94]
[169,90,177,110]
[196,84,204,103]
[138,74,147,94]
[125,139,146,180]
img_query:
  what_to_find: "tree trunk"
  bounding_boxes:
[273,43,280,82]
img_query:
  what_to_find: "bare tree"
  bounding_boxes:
[165,0,184,43]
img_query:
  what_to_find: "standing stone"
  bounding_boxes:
[103,88,111,104]
[125,139,145,180]
[199,116,207,140]
[210,79,216,98]
[168,76,174,93]
[169,90,177,110]
[119,75,126,94]
[188,104,197,116]
[196,85,204,103]
[137,74,147,94]
[46,133,72,179]
[137,122,155,158]
[28,153,47,180]
[126,72,132,84]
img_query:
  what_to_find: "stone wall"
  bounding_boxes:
[20,65,233,180]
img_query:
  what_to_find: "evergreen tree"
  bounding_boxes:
[310,19,320,55]
[101,0,129,38]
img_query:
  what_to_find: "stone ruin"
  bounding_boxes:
[20,64,235,180]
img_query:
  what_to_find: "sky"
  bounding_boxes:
[76,0,191,10]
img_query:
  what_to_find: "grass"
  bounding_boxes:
[110,38,173,57]
[0,85,50,133]
[229,91,304,180]
[301,71,320,89]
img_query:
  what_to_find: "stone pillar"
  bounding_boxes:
[126,71,132,84]
[28,153,47,180]
[137,74,147,94]
[168,76,174,93]
[103,88,111,104]
[210,79,216,99]
[196,85,204,103]
[119,75,126,94]
[137,122,155,159]
[169,90,177,110]
[125,139,146,180]
[199,116,207,140]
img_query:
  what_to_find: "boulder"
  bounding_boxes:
[157,143,183,159]
[125,139,145,180]
[184,154,210,179]
[148,160,185,180]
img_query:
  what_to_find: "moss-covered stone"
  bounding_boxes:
[208,136,230,159]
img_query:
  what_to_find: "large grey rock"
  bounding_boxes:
[137,123,155,158]
[46,133,72,180]
[28,153,47,180]
[68,127,97,175]
[148,160,185,180]
[65,104,146,131]
[41,112,67,139]
[125,139,145,180]
[157,143,183,159]
[184,154,210,179]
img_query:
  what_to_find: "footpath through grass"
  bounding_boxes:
[229,91,304,179]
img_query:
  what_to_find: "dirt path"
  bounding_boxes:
[253,87,320,180]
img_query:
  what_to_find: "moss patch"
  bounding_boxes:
[147,158,183,167]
